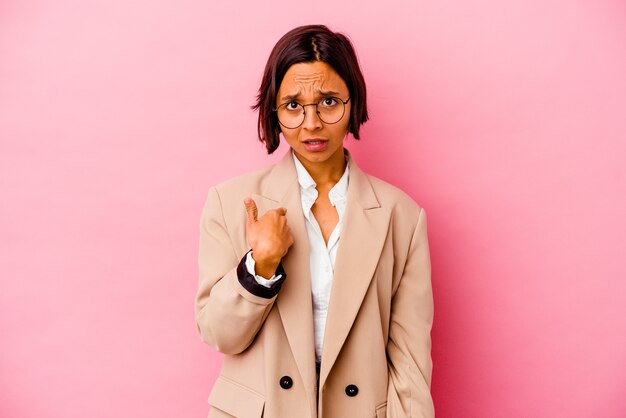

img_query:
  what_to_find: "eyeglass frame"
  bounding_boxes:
[272,96,351,129]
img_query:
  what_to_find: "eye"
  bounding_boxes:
[285,101,301,111]
[320,97,338,107]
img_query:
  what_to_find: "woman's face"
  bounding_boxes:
[276,61,351,169]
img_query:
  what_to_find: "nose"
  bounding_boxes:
[302,104,323,130]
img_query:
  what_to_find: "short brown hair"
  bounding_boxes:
[252,25,369,154]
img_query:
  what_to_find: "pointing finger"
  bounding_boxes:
[243,197,258,223]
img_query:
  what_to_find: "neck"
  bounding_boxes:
[294,147,346,187]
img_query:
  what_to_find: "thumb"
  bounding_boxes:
[244,197,258,223]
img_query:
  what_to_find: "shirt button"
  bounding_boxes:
[345,384,359,397]
[279,376,293,389]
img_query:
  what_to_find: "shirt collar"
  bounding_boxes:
[292,148,316,191]
[291,148,350,212]
[291,148,349,207]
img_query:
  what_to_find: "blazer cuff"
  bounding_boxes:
[236,250,287,299]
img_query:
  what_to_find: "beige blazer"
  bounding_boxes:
[195,148,434,418]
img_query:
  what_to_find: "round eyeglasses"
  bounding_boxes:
[273,96,350,129]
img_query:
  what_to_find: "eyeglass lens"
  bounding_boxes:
[276,97,347,129]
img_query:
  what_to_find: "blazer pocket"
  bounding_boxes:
[208,375,265,418]
[375,401,387,418]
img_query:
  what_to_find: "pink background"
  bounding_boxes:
[1,0,625,417]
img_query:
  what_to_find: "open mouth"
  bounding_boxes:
[302,139,329,151]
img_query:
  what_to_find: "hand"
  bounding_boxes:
[244,197,294,278]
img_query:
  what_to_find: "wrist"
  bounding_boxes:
[251,250,281,270]
[237,251,287,299]
[255,261,280,279]
[251,251,280,279]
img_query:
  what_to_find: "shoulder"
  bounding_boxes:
[365,172,426,227]
[366,173,424,212]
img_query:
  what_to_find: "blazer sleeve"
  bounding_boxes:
[194,186,285,355]
[386,208,435,417]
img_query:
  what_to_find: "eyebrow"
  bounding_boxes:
[280,90,341,101]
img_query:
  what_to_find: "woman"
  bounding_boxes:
[195,25,434,418]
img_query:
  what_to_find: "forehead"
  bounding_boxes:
[279,61,348,95]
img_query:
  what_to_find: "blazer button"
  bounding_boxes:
[345,384,359,397]
[279,376,293,389]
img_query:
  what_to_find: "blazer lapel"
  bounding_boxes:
[253,148,392,397]
[252,150,317,400]
[319,149,392,388]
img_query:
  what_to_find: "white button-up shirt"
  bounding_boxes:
[246,148,349,362]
